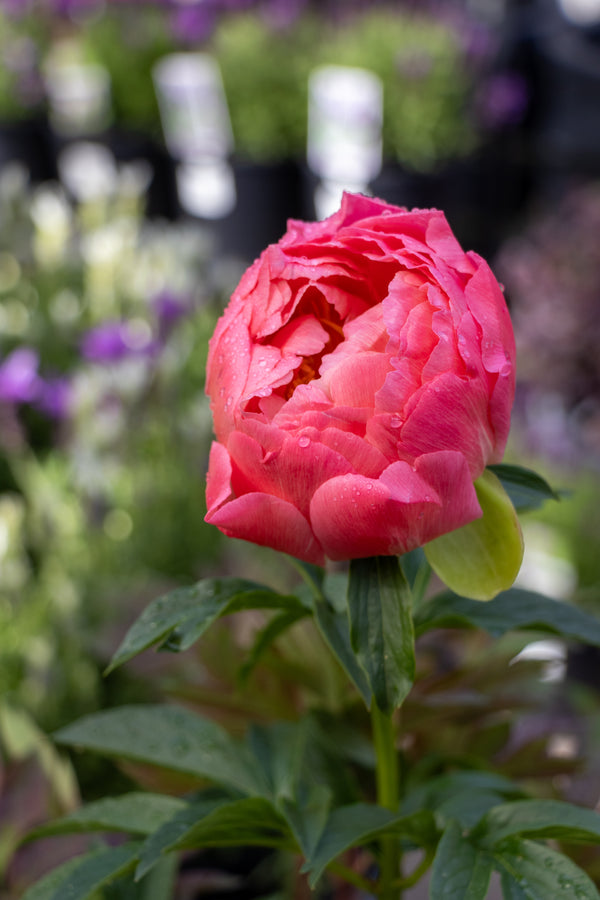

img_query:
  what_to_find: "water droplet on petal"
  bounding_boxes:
[390,415,402,428]
[298,436,310,448]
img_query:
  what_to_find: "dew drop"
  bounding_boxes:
[298,436,310,448]
[390,415,402,428]
[366,483,373,491]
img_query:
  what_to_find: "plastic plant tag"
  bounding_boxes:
[424,469,524,601]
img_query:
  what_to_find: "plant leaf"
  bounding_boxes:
[22,843,141,900]
[136,796,291,881]
[348,556,414,713]
[55,704,268,796]
[474,799,600,847]
[247,720,310,803]
[488,464,560,512]
[425,470,524,601]
[415,587,600,644]
[135,797,226,879]
[170,796,290,851]
[26,792,185,840]
[303,803,438,887]
[280,783,332,860]
[493,838,600,900]
[238,608,309,683]
[430,820,493,900]
[106,578,305,673]
[312,596,372,707]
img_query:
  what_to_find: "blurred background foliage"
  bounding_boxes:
[1,0,600,896]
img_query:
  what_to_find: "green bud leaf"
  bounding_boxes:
[424,470,524,601]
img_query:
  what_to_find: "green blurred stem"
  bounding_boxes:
[372,702,401,899]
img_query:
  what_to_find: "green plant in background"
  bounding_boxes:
[76,6,176,136]
[211,12,315,162]
[0,166,232,891]
[0,8,47,121]
[317,8,476,172]
[210,7,477,169]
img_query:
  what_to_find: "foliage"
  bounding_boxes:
[0,165,229,737]
[211,11,315,162]
[15,466,600,899]
[314,7,478,171]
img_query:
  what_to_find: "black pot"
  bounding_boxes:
[0,114,57,182]
[214,158,304,262]
[369,149,531,258]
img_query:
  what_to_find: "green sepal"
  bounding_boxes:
[424,469,524,601]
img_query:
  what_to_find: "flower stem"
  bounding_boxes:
[371,702,400,900]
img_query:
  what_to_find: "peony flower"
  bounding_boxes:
[0,347,40,404]
[205,192,515,566]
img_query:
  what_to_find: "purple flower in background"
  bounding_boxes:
[152,290,190,336]
[81,320,156,363]
[0,348,39,403]
[169,3,216,44]
[35,377,72,420]
[259,0,307,30]
[476,72,529,130]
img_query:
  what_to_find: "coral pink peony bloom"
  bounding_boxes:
[205,193,515,566]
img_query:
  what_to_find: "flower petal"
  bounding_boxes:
[207,492,324,565]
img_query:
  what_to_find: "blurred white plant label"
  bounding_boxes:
[307,65,383,185]
[153,53,233,161]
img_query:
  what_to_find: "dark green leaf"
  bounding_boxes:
[106,578,305,673]
[247,720,309,803]
[22,855,90,900]
[138,853,178,900]
[493,838,600,899]
[348,556,415,713]
[26,793,185,840]
[288,559,325,595]
[280,784,332,860]
[312,596,371,707]
[415,587,600,645]
[500,873,529,900]
[238,609,309,683]
[55,704,268,796]
[437,791,513,830]
[430,821,493,900]
[135,798,225,879]
[403,771,523,821]
[488,464,560,511]
[136,796,292,881]
[23,843,141,900]
[475,799,600,847]
[170,796,290,851]
[304,803,438,887]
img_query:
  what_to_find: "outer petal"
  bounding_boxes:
[207,492,324,566]
[310,451,481,561]
[227,430,353,519]
[396,372,494,478]
[206,441,234,515]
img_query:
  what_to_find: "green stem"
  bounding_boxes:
[371,702,400,900]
